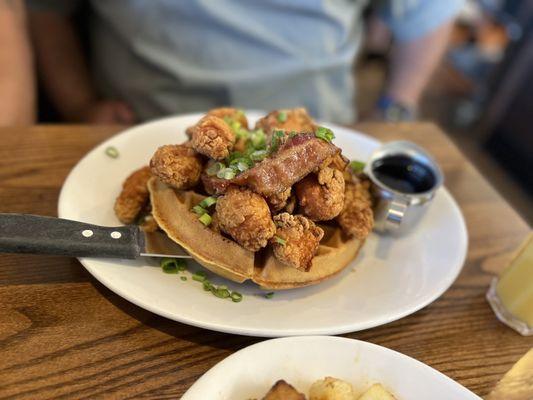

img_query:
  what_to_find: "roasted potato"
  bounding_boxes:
[309,377,355,400]
[357,384,397,400]
[262,380,306,400]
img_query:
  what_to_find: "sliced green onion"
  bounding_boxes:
[265,292,275,299]
[105,146,119,159]
[199,196,217,208]
[250,150,267,162]
[231,292,243,303]
[250,128,266,149]
[315,126,335,142]
[289,131,298,138]
[160,258,179,274]
[269,130,285,154]
[199,213,212,226]
[192,271,207,282]
[214,288,231,298]
[206,162,225,176]
[176,259,187,271]
[192,205,207,216]
[350,160,366,173]
[277,111,288,122]
[274,236,286,246]
[217,167,236,180]
[203,280,213,291]
[236,161,249,172]
[180,276,187,281]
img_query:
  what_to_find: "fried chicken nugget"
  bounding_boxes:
[255,107,316,135]
[336,180,374,239]
[294,167,345,221]
[270,213,324,271]
[266,187,292,212]
[150,144,203,189]
[215,186,276,251]
[207,107,248,129]
[190,115,235,160]
[114,166,152,224]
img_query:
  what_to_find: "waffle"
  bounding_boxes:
[148,178,364,290]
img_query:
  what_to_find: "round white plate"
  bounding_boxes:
[58,112,468,337]
[182,336,481,399]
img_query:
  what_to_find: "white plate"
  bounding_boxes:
[58,112,468,337]
[182,336,481,399]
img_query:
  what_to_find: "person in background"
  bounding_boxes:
[25,0,463,125]
[0,0,34,126]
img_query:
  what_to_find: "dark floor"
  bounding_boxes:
[355,58,533,226]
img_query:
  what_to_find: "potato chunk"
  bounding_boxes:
[309,377,355,400]
[262,380,306,400]
[357,384,396,400]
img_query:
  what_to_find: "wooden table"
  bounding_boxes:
[0,123,531,399]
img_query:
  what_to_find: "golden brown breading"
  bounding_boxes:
[294,167,345,221]
[270,213,324,271]
[262,380,306,400]
[190,115,235,160]
[215,186,276,251]
[336,180,373,239]
[207,107,248,129]
[255,107,316,135]
[266,187,292,212]
[150,144,203,189]
[114,166,152,224]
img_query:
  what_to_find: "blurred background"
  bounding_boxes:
[2,0,532,224]
[357,0,532,224]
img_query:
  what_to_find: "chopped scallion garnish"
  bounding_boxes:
[160,258,179,273]
[265,292,275,299]
[350,160,366,173]
[192,205,206,215]
[192,271,207,282]
[277,111,288,122]
[206,162,225,176]
[269,130,285,154]
[231,292,243,303]
[217,167,236,180]
[176,259,187,271]
[199,213,212,226]
[105,146,119,158]
[250,149,267,161]
[315,126,335,142]
[180,276,187,281]
[274,236,286,245]
[199,196,217,208]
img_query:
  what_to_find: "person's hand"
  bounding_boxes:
[82,100,136,125]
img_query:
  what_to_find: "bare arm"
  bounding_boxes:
[0,0,35,126]
[29,11,135,124]
[384,21,453,108]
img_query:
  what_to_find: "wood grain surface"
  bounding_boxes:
[0,123,531,399]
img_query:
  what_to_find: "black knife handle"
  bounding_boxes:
[0,213,143,259]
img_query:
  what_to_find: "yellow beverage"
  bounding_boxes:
[488,233,533,335]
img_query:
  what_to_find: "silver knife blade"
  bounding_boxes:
[140,230,192,259]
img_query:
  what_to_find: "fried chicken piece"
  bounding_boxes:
[262,380,306,400]
[114,166,152,224]
[255,107,316,136]
[266,187,292,212]
[190,115,235,160]
[207,107,248,129]
[150,144,203,190]
[294,167,345,221]
[216,186,276,251]
[270,213,324,271]
[336,180,374,239]
[284,194,297,214]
